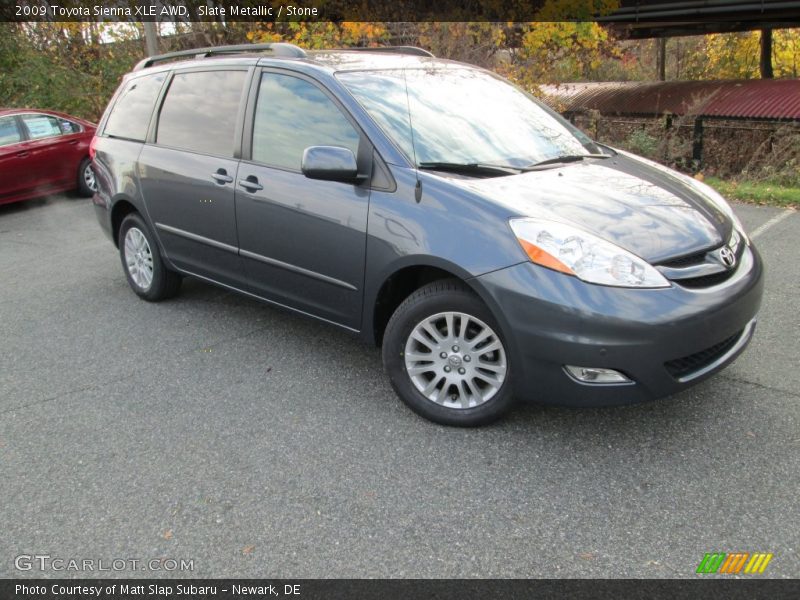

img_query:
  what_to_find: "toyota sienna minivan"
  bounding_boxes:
[91,43,763,426]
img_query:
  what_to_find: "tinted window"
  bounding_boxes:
[0,116,21,147]
[157,70,246,157]
[21,114,62,140]
[104,73,166,141]
[252,73,360,170]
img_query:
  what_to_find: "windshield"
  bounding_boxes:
[337,66,598,169]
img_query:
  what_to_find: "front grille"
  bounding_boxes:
[674,270,736,288]
[664,330,743,379]
[660,238,744,289]
[660,251,707,269]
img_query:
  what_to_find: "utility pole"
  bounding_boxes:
[142,0,159,57]
[656,37,666,81]
[143,21,159,57]
[760,28,774,79]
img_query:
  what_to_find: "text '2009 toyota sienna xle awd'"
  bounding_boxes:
[91,43,763,426]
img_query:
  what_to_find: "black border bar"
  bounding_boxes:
[3,0,800,24]
[2,579,800,600]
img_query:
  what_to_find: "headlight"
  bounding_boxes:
[509,218,670,288]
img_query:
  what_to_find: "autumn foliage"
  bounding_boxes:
[1,20,798,122]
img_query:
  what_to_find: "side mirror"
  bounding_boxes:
[301,146,362,183]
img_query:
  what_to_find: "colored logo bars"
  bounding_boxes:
[696,552,774,574]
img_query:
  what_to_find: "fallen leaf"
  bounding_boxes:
[746,431,756,438]
[579,552,596,560]
[242,545,256,555]
[162,529,173,540]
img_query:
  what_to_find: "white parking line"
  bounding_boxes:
[749,209,796,240]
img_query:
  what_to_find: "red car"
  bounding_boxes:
[0,108,97,206]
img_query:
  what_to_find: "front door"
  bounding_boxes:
[235,71,370,330]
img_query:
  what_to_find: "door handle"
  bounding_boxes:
[238,177,263,192]
[211,170,233,184]
[16,151,30,158]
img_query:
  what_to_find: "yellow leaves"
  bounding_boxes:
[341,22,388,45]
[681,29,800,80]
[248,22,387,49]
[248,24,285,45]
[696,32,761,79]
[515,21,618,83]
[773,28,800,78]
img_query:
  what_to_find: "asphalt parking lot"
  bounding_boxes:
[1,194,798,579]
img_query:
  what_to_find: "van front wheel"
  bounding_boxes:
[382,279,515,426]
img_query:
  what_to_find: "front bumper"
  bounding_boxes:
[473,244,764,407]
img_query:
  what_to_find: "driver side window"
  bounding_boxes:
[252,73,360,171]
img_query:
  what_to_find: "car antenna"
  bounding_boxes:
[403,70,423,203]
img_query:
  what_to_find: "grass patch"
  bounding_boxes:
[705,177,800,208]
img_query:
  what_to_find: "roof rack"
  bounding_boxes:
[341,46,434,58]
[133,43,307,71]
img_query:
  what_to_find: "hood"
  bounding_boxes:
[449,153,731,264]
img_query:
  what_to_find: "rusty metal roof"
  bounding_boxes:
[539,79,800,120]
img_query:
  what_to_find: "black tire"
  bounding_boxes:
[118,213,182,301]
[382,279,515,426]
[77,157,96,197]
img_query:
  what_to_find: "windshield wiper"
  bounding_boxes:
[418,162,521,176]
[523,154,611,171]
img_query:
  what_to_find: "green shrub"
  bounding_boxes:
[624,128,660,159]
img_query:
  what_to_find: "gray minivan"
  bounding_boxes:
[91,43,763,426]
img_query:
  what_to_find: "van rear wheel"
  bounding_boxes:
[118,213,181,301]
[382,279,515,426]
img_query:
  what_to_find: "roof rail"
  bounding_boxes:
[133,43,307,71]
[342,46,434,58]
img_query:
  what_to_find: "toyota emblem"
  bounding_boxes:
[719,246,736,268]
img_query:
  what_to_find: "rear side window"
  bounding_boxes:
[252,73,360,171]
[21,114,62,140]
[104,73,166,141]
[156,70,246,157]
[0,116,22,147]
[58,118,81,134]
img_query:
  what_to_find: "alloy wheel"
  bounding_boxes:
[404,311,507,409]
[84,163,97,192]
[124,227,154,290]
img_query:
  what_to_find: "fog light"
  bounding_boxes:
[564,365,631,384]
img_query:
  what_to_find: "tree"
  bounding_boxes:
[248,22,388,49]
[681,29,800,80]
